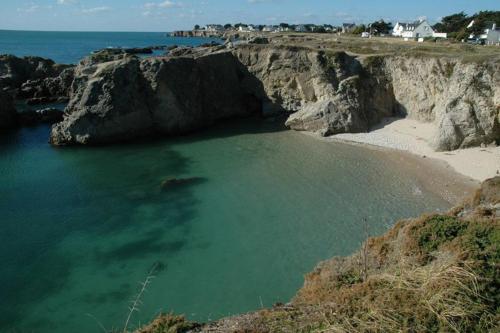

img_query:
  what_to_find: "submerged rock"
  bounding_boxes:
[160,177,206,191]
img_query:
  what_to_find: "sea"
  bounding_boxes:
[0,31,450,333]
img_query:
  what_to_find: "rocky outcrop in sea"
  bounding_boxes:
[50,46,264,145]
[0,54,74,96]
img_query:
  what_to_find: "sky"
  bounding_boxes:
[0,0,498,32]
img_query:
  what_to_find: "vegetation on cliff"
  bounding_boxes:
[433,11,500,40]
[134,177,499,332]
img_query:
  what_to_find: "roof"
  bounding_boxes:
[400,20,427,31]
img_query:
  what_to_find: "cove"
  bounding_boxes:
[0,117,452,332]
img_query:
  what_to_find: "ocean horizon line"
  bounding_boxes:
[0,29,170,34]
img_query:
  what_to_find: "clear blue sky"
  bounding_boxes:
[1,0,498,32]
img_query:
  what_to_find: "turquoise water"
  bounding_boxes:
[1,30,450,332]
[0,30,220,64]
[0,118,450,332]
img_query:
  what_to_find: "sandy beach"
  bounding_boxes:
[326,117,500,183]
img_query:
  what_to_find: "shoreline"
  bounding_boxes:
[302,118,491,205]
[328,117,500,183]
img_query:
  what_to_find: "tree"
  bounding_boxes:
[352,24,366,35]
[224,23,233,30]
[433,10,499,40]
[194,24,200,30]
[369,20,393,35]
[279,23,289,28]
[433,12,468,33]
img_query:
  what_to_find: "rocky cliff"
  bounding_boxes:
[233,45,396,135]
[0,54,75,105]
[49,43,499,150]
[50,48,263,145]
[382,57,499,150]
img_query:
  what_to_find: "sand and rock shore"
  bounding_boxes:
[327,117,500,182]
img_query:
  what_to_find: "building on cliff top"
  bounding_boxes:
[393,20,434,38]
[205,24,224,32]
[393,20,447,39]
[480,23,500,45]
[342,23,356,33]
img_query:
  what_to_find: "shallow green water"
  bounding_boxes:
[0,119,449,332]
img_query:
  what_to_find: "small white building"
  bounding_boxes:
[400,20,434,38]
[277,26,291,32]
[262,25,278,32]
[361,32,370,38]
[342,23,356,33]
[238,24,256,32]
[392,22,406,37]
[393,20,434,38]
[480,24,500,45]
[205,24,224,32]
[295,25,308,32]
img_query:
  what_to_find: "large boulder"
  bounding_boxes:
[50,50,264,145]
[285,78,367,136]
[0,90,17,130]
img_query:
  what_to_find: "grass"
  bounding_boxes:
[259,33,500,63]
[134,314,198,333]
[238,213,499,333]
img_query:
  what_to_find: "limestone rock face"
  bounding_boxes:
[383,57,499,151]
[50,57,155,145]
[0,90,17,130]
[234,46,396,133]
[47,44,499,150]
[50,50,263,145]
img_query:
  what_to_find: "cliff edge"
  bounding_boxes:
[49,43,499,150]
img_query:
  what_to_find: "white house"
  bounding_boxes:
[205,24,224,32]
[277,26,291,32]
[342,23,356,33]
[262,25,278,32]
[400,20,434,38]
[295,25,308,32]
[480,23,500,45]
[392,22,408,37]
[238,24,256,32]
